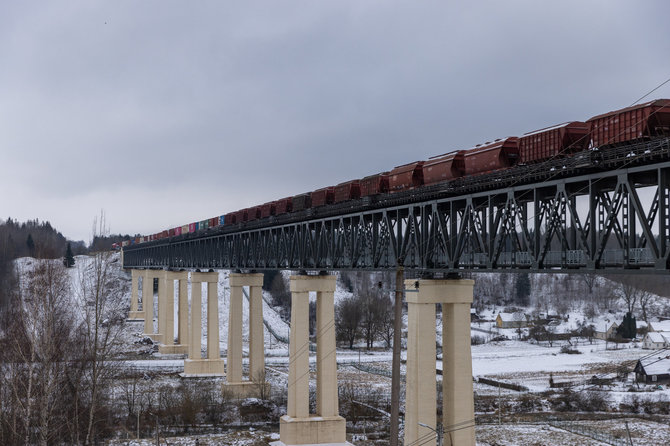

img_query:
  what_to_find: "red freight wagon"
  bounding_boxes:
[175,226,182,236]
[275,197,293,215]
[311,187,335,207]
[360,172,389,196]
[423,151,465,185]
[519,121,590,164]
[389,161,424,192]
[234,209,248,223]
[292,193,312,211]
[334,180,361,203]
[189,223,196,233]
[587,99,670,148]
[261,202,276,218]
[247,206,262,221]
[225,212,236,225]
[463,138,519,176]
[209,217,219,228]
[168,228,175,237]
[161,230,168,238]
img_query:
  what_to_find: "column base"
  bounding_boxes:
[278,414,347,445]
[181,358,225,377]
[128,311,145,320]
[223,381,271,398]
[158,344,188,355]
[143,333,164,344]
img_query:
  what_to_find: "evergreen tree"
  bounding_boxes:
[515,273,531,306]
[63,242,75,268]
[26,233,35,256]
[616,312,637,339]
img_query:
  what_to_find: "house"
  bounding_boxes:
[595,322,618,340]
[648,320,670,333]
[643,332,670,350]
[634,356,670,383]
[496,312,529,329]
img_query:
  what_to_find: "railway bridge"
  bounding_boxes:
[122,136,670,446]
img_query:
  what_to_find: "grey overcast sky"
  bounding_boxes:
[2,1,670,242]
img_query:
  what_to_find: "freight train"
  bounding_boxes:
[114,99,670,249]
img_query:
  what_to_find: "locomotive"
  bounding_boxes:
[117,99,670,248]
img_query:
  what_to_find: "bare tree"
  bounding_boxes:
[638,289,654,323]
[78,212,126,445]
[617,277,645,315]
[336,296,362,349]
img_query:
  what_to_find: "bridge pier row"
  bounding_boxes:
[271,275,351,446]
[224,273,270,397]
[142,270,164,344]
[159,271,189,355]
[128,269,144,320]
[183,272,225,376]
[404,279,475,446]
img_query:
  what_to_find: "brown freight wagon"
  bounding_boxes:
[261,202,276,218]
[209,217,219,227]
[519,121,590,164]
[225,212,236,225]
[234,209,248,223]
[360,172,389,196]
[334,180,361,203]
[275,197,293,215]
[389,161,424,192]
[423,151,465,185]
[463,138,519,176]
[168,228,175,237]
[311,187,335,207]
[292,193,312,212]
[247,206,262,221]
[587,99,670,148]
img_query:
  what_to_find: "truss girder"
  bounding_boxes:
[123,161,670,274]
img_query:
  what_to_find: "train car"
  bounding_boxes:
[587,99,670,148]
[247,206,262,221]
[209,217,219,228]
[423,151,465,186]
[234,209,248,223]
[168,228,175,237]
[360,172,390,197]
[181,224,189,234]
[225,212,236,225]
[219,215,225,226]
[519,122,590,164]
[293,193,312,212]
[311,187,335,207]
[261,202,276,218]
[189,223,196,233]
[334,180,361,203]
[389,161,424,192]
[462,137,519,176]
[121,240,130,247]
[199,220,209,230]
[275,197,293,215]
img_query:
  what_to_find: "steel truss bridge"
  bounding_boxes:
[123,137,670,274]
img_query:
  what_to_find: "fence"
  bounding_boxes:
[548,420,632,446]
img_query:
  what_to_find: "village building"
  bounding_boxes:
[496,312,529,329]
[648,320,670,333]
[642,332,670,350]
[634,356,670,384]
[594,322,618,340]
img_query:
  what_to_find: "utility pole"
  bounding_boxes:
[390,266,404,446]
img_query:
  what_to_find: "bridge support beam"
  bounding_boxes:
[142,270,164,344]
[183,272,224,376]
[272,275,350,446]
[159,271,189,355]
[224,273,269,397]
[404,279,475,446]
[128,269,144,320]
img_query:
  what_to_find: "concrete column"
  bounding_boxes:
[227,278,244,382]
[316,287,337,417]
[128,269,144,320]
[156,272,168,345]
[405,290,437,446]
[287,288,309,419]
[442,281,475,446]
[404,279,475,446]
[226,273,268,398]
[248,277,265,381]
[183,271,224,376]
[142,271,154,338]
[159,271,189,355]
[274,274,349,446]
